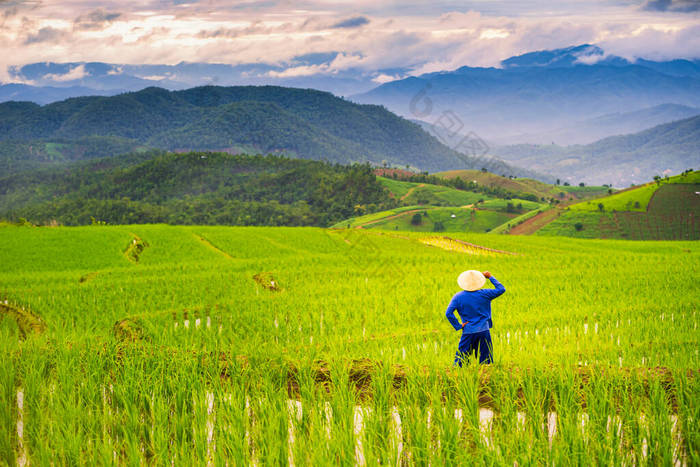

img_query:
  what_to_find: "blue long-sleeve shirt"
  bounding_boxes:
[445,277,506,333]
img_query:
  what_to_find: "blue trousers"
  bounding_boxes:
[454,329,493,366]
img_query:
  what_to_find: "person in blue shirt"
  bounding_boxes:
[445,270,506,366]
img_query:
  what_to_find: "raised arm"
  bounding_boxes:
[481,272,505,300]
[445,295,463,331]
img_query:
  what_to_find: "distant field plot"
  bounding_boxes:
[479,198,543,211]
[378,177,487,205]
[333,180,543,233]
[435,169,609,200]
[569,183,657,212]
[0,225,697,465]
[649,183,700,216]
[360,207,514,233]
[569,171,700,214]
[541,182,700,240]
[330,205,421,229]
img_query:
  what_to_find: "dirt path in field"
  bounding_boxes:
[326,230,352,243]
[79,272,99,283]
[194,233,235,260]
[0,301,45,338]
[355,209,424,228]
[644,182,668,212]
[508,208,560,235]
[399,183,425,201]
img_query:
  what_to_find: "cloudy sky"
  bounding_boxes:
[1,0,699,83]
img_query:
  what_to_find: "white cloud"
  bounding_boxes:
[479,28,510,40]
[372,73,402,83]
[0,0,698,86]
[575,53,608,65]
[267,64,327,78]
[141,74,167,81]
[43,64,89,82]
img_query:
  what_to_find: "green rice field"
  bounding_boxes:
[1,224,698,465]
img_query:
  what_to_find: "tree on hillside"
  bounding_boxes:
[411,213,422,225]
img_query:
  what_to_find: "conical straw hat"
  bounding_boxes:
[457,270,486,291]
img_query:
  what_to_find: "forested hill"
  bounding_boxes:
[0,151,397,226]
[0,85,532,176]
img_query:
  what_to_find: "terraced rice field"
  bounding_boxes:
[539,178,700,240]
[0,225,698,465]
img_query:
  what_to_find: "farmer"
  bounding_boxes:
[445,270,505,366]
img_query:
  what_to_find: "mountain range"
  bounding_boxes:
[493,115,700,186]
[2,44,699,187]
[0,55,399,104]
[503,103,699,145]
[0,85,536,177]
[352,44,700,145]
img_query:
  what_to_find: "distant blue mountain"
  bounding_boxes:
[352,45,700,145]
[2,56,407,104]
[492,115,700,186]
[633,58,700,78]
[500,44,700,76]
[3,44,699,148]
[499,103,700,145]
[0,83,114,104]
[503,44,612,68]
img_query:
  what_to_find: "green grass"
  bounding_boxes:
[1,225,697,464]
[329,205,422,228]
[569,183,657,212]
[479,198,543,211]
[378,177,491,206]
[536,211,610,239]
[569,172,700,213]
[403,185,483,206]
[364,207,513,233]
[541,179,700,240]
[667,170,700,184]
[435,170,609,200]
[377,177,414,198]
[43,143,67,162]
[337,179,543,233]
